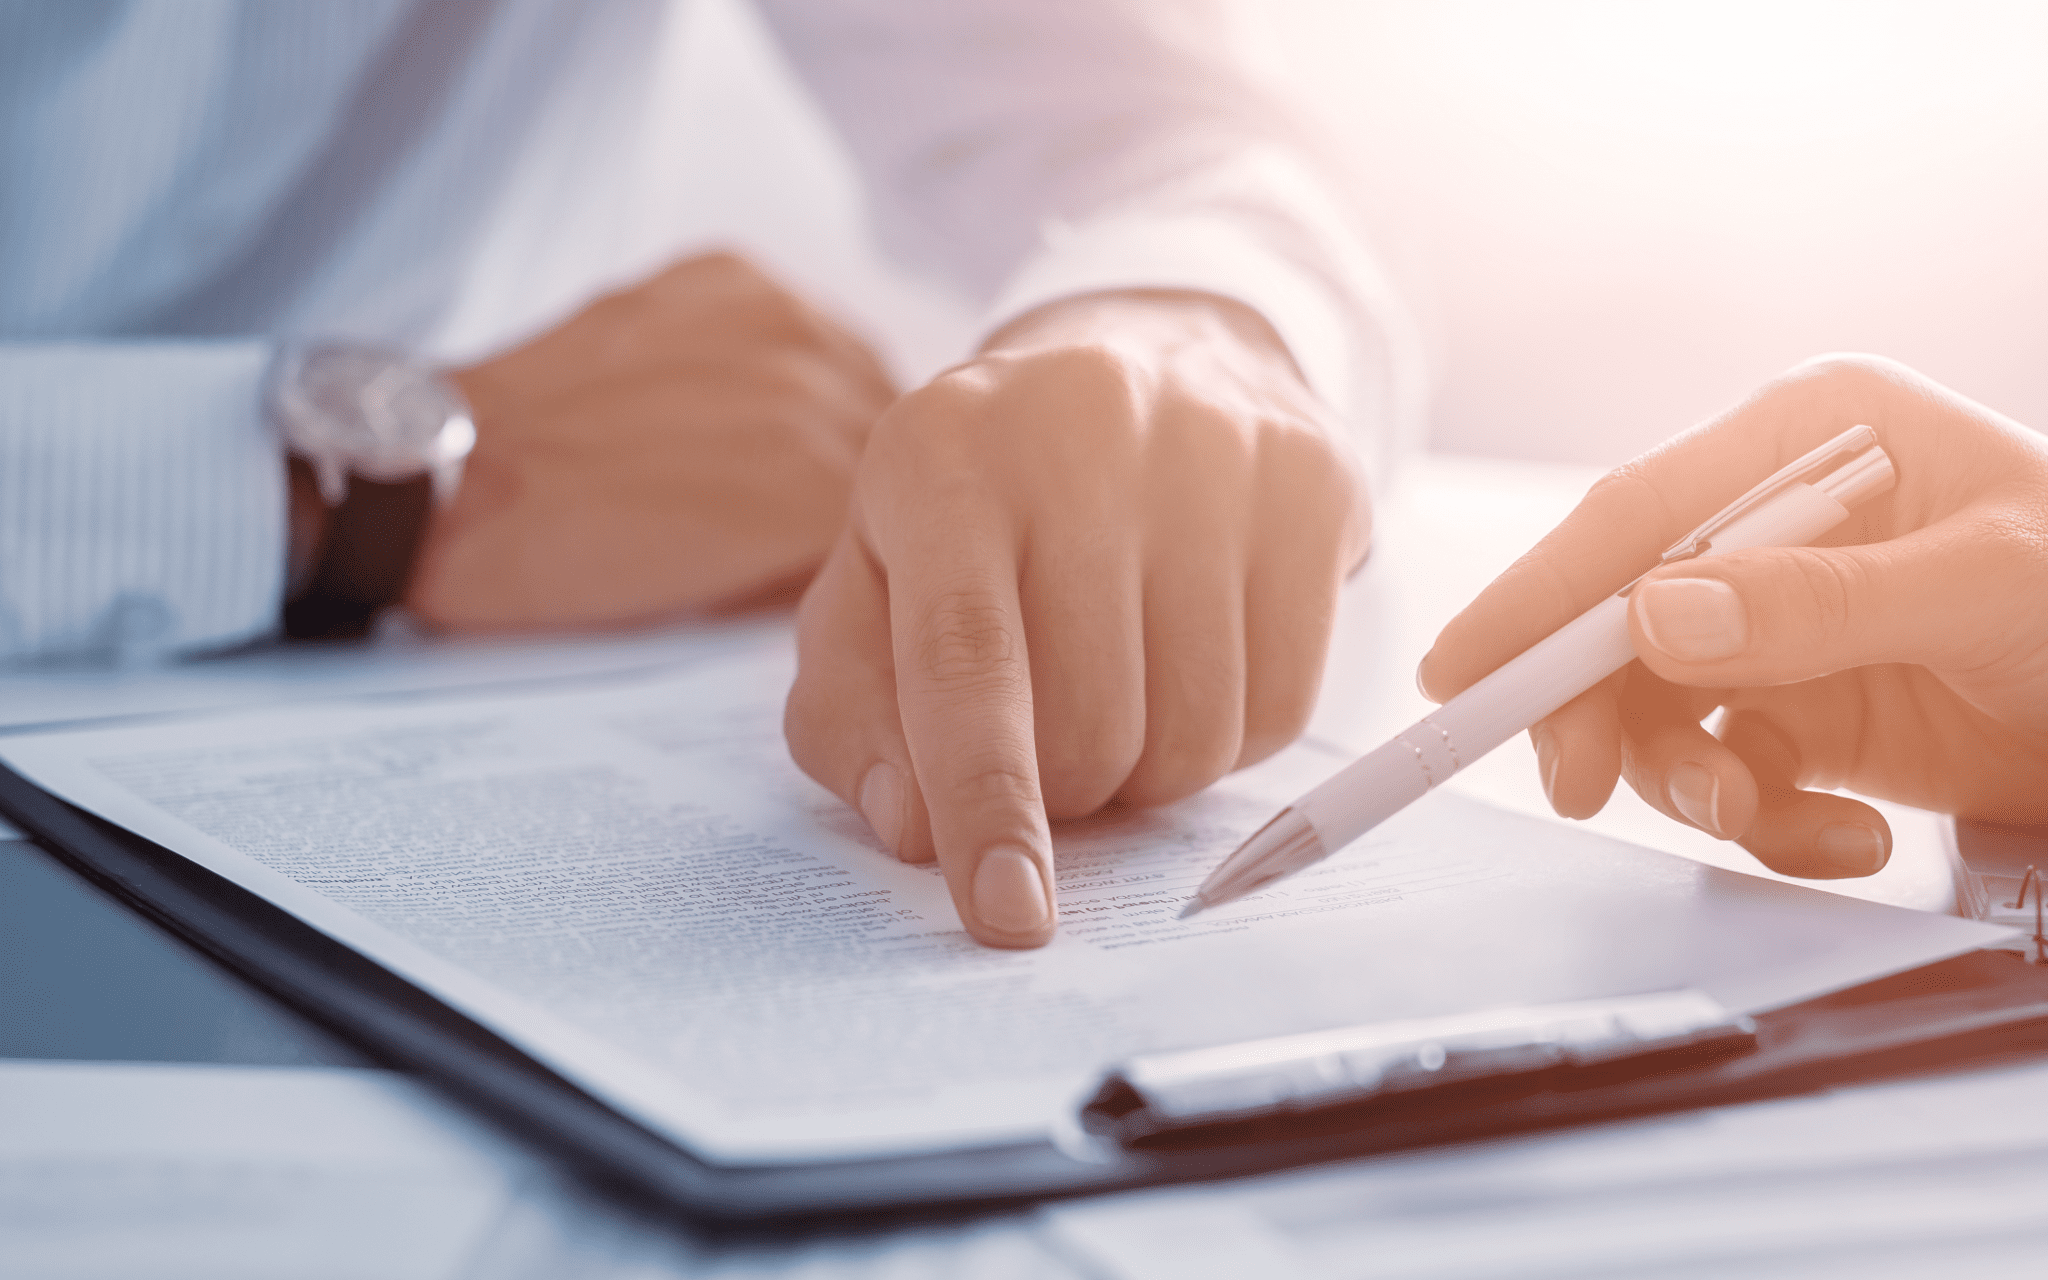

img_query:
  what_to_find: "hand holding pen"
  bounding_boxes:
[1187,355,2048,916]
[1422,355,2048,875]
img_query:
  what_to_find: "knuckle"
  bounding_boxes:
[861,422,1018,538]
[1789,351,1901,387]
[1254,417,1347,496]
[1784,550,1863,648]
[984,344,1149,428]
[1022,343,1144,394]
[868,378,987,459]
[588,286,652,334]
[947,762,1043,810]
[1587,462,1678,528]
[913,588,1023,689]
[1780,352,1927,419]
[694,248,747,274]
[698,249,766,293]
[1584,464,1641,504]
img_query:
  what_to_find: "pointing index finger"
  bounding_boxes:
[892,556,1055,946]
[860,401,1064,937]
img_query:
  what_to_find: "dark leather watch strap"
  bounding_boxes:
[283,475,434,641]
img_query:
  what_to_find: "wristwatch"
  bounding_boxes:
[268,342,476,640]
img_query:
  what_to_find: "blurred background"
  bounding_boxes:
[456,0,2048,469]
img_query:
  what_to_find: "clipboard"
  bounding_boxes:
[8,759,2048,1224]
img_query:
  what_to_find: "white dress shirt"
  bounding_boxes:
[0,0,1417,662]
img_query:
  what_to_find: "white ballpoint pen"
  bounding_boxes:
[1180,424,1898,920]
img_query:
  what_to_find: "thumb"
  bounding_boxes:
[1626,522,1999,687]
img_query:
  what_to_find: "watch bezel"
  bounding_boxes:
[269,342,475,506]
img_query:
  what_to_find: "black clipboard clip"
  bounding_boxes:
[1083,990,1757,1148]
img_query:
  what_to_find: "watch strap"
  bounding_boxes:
[283,475,434,641]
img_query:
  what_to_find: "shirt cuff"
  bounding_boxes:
[0,341,285,663]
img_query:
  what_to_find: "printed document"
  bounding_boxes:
[0,638,2005,1163]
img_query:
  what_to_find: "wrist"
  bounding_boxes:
[285,455,331,599]
[270,343,474,639]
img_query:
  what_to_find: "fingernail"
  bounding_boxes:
[1636,578,1747,663]
[1818,823,1886,875]
[972,845,1051,935]
[1530,725,1561,807]
[858,762,905,857]
[1667,762,1726,837]
[1415,651,1436,703]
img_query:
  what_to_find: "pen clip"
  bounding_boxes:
[1654,424,1881,566]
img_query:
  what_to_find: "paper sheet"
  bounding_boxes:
[0,638,2006,1163]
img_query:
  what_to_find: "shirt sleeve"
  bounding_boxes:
[0,341,286,664]
[753,0,1425,476]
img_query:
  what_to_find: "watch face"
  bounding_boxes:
[273,343,475,484]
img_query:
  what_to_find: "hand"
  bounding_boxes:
[407,252,898,630]
[783,290,1370,947]
[1420,355,2048,879]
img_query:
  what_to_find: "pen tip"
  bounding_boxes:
[1177,898,1204,920]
